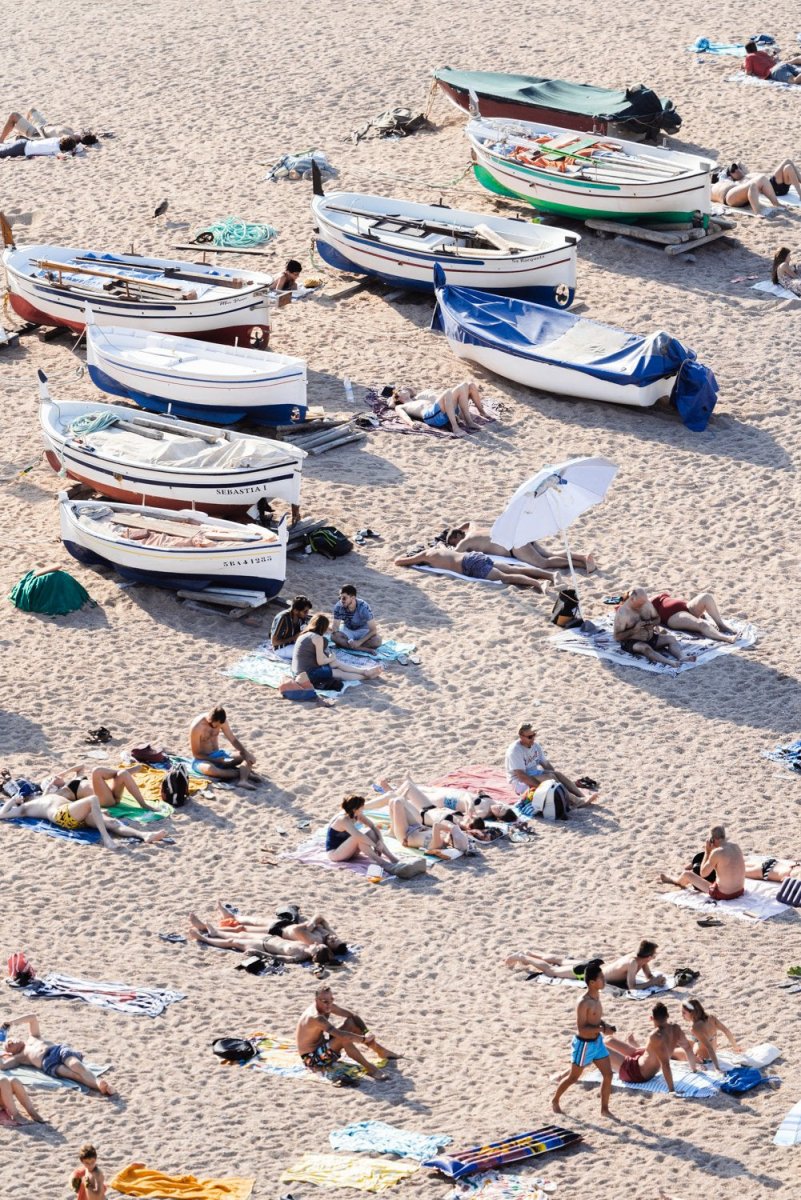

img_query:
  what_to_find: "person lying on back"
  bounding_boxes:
[271,595,312,660]
[395,546,546,590]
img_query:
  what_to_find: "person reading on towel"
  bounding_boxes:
[296,985,400,1083]
[187,909,341,964]
[0,790,170,849]
[387,380,491,435]
[325,794,424,879]
[41,764,160,812]
[743,40,801,84]
[292,614,383,688]
[394,545,547,589]
[613,588,693,666]
[674,999,742,1071]
[273,258,302,291]
[332,584,381,651]
[505,722,596,806]
[605,1003,699,1089]
[551,960,613,1116]
[506,940,666,991]
[660,825,746,901]
[270,594,312,660]
[649,590,738,643]
[0,1014,115,1096]
[772,246,801,296]
[442,521,596,580]
[189,706,259,788]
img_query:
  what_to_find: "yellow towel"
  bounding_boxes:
[121,763,207,805]
[281,1153,418,1191]
[110,1163,254,1199]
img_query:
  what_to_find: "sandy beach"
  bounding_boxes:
[2,2,801,1197]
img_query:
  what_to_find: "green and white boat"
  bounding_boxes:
[467,117,714,224]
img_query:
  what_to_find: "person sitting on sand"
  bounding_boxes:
[292,614,383,688]
[395,545,547,590]
[41,764,159,812]
[660,825,746,901]
[505,722,597,806]
[387,380,491,436]
[332,584,381,651]
[270,594,312,661]
[711,162,787,215]
[506,940,666,991]
[325,794,424,879]
[772,246,801,296]
[442,521,596,580]
[0,1075,44,1125]
[189,706,259,788]
[551,961,613,1116]
[187,911,336,964]
[743,40,801,84]
[0,1014,115,1096]
[273,258,302,292]
[674,999,741,1072]
[650,590,739,643]
[70,1143,107,1200]
[613,588,693,665]
[0,790,169,849]
[296,985,400,1084]
[605,1002,699,1089]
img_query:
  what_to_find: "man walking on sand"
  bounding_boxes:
[551,961,613,1116]
[189,706,259,789]
[296,986,400,1086]
[0,1014,115,1096]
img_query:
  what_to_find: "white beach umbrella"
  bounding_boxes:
[490,456,619,590]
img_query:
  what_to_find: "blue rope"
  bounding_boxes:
[194,216,278,248]
[69,412,119,435]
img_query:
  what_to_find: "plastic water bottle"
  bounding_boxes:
[343,376,354,404]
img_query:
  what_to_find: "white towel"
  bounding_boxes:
[532,972,677,999]
[752,280,801,301]
[412,553,521,586]
[551,617,758,674]
[585,1043,779,1098]
[775,1098,801,1145]
[658,879,787,922]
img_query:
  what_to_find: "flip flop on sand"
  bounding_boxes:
[697,917,724,927]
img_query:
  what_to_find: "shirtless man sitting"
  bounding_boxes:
[0,1014,115,1096]
[189,706,258,788]
[613,588,693,666]
[606,1002,699,1090]
[295,986,400,1085]
[660,825,746,901]
[506,940,666,991]
[395,546,546,590]
[443,521,596,581]
[187,909,338,964]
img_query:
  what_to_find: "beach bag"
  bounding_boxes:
[278,679,318,702]
[307,526,353,558]
[529,780,569,821]
[550,588,582,629]
[160,763,189,807]
[777,877,801,908]
[670,358,718,432]
[7,951,36,988]
[720,1066,763,1095]
[211,1037,257,1062]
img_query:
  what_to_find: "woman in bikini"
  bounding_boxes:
[325,794,424,879]
[42,765,158,811]
[0,1076,45,1125]
[710,163,785,215]
[674,999,742,1071]
[388,380,490,436]
[0,792,169,849]
[387,790,476,854]
[649,590,738,643]
[772,246,801,296]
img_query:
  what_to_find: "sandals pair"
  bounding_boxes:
[697,916,723,928]
[354,528,381,545]
[396,653,421,666]
[85,726,112,745]
[575,776,598,791]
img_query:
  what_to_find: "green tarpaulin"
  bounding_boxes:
[9,569,94,615]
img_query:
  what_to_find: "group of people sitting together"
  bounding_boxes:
[270,586,386,691]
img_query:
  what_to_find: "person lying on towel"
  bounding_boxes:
[605,1003,699,1088]
[772,246,801,296]
[395,545,546,589]
[506,939,666,990]
[743,39,801,84]
[296,985,400,1084]
[0,1013,115,1095]
[441,521,596,582]
[379,774,517,826]
[41,763,160,811]
[613,589,694,666]
[710,159,797,216]
[0,789,170,849]
[660,825,746,901]
[187,906,345,964]
[380,779,485,853]
[387,380,491,436]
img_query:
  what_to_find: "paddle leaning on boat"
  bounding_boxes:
[311,168,578,304]
[467,118,715,224]
[431,266,718,431]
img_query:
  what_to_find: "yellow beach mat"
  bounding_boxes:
[281,1153,418,1191]
[110,1163,253,1199]
[121,763,207,805]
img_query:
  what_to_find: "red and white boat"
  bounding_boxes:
[2,244,273,346]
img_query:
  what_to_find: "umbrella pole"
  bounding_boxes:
[561,529,579,595]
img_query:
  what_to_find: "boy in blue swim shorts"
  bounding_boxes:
[189,706,259,789]
[551,960,614,1116]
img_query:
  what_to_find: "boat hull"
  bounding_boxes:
[438,76,612,135]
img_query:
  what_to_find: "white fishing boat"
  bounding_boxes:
[39,374,305,515]
[467,117,714,223]
[3,244,273,345]
[312,180,578,305]
[86,324,307,425]
[59,493,287,595]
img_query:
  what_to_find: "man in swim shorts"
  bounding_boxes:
[0,1014,115,1095]
[388,380,490,436]
[606,1003,698,1090]
[551,961,613,1116]
[660,825,746,900]
[295,986,400,1084]
[442,520,596,580]
[394,546,547,591]
[189,706,258,788]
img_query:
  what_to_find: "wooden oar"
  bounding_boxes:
[31,257,187,295]
[110,512,266,541]
[322,201,538,249]
[74,255,262,292]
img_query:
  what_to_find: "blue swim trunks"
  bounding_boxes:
[571,1034,609,1067]
[422,401,449,429]
[192,749,234,772]
[461,552,495,580]
[41,1043,83,1077]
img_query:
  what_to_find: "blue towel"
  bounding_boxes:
[6,816,101,844]
[688,33,775,55]
[329,1120,452,1160]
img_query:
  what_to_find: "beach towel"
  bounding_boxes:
[225,643,359,700]
[223,1031,383,1082]
[424,1128,581,1179]
[429,766,518,806]
[450,1174,554,1199]
[774,1098,801,1145]
[120,760,207,806]
[551,617,757,674]
[283,827,433,877]
[281,1154,418,1191]
[266,149,337,182]
[329,1120,451,1160]
[764,736,801,774]
[687,37,748,56]
[725,71,801,91]
[110,1163,253,1199]
[584,1043,779,1098]
[412,553,522,586]
[330,638,416,665]
[752,280,801,301]
[5,815,103,844]
[1,1060,111,1090]
[19,971,185,1017]
[528,972,677,999]
[659,879,788,922]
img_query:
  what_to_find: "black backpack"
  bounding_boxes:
[211,1037,257,1062]
[161,763,189,807]
[307,526,353,558]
